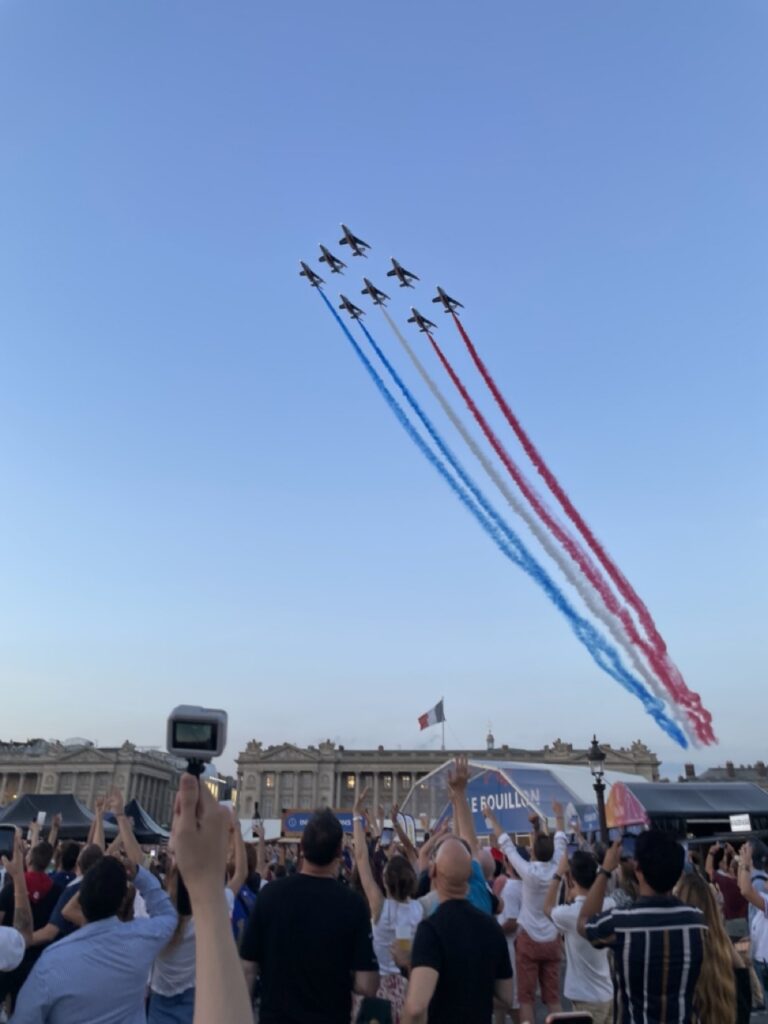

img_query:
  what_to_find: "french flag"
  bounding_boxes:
[418,699,445,731]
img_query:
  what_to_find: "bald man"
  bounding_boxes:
[403,838,513,1024]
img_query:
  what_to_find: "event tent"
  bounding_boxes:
[400,759,648,837]
[102,799,170,845]
[608,781,768,839]
[0,794,118,841]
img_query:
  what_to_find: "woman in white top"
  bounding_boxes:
[353,788,423,1024]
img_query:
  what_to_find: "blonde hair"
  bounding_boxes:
[676,871,737,1023]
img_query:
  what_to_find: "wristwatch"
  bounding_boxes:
[597,866,612,880]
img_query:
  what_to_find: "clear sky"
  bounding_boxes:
[1,1,765,777]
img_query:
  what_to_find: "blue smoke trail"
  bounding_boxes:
[318,289,686,747]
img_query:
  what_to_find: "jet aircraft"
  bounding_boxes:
[338,224,370,257]
[361,278,390,306]
[407,308,437,333]
[318,244,346,274]
[299,261,324,288]
[338,295,365,320]
[432,286,464,314]
[386,258,419,288]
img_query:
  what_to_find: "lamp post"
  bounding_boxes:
[588,735,609,845]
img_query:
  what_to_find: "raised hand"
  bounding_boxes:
[353,786,370,818]
[106,787,125,818]
[602,839,623,874]
[551,800,564,818]
[447,754,469,794]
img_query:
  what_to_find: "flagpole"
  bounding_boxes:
[441,696,445,751]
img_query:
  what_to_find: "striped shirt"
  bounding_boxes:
[585,896,706,1024]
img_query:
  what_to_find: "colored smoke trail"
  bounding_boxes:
[449,313,714,743]
[377,307,696,747]
[426,326,712,744]
[316,288,686,747]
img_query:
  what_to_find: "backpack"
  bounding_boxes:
[232,883,257,945]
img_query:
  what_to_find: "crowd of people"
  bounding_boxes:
[1,755,768,1023]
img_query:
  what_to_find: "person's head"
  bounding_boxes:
[478,848,495,882]
[383,854,416,902]
[533,833,555,863]
[59,841,80,873]
[431,836,472,900]
[675,869,736,1022]
[634,830,685,895]
[79,856,128,923]
[711,846,726,872]
[28,841,53,872]
[568,850,598,892]
[750,840,768,871]
[301,809,343,868]
[77,843,104,877]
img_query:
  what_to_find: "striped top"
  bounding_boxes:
[585,896,706,1024]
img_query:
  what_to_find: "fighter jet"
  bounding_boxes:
[432,286,464,314]
[338,224,370,258]
[361,278,390,307]
[299,261,324,288]
[318,244,346,274]
[407,308,437,333]
[338,295,365,320]
[386,258,419,289]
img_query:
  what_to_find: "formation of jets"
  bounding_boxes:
[301,225,464,334]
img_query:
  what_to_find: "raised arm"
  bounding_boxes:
[484,807,530,880]
[353,787,383,921]
[551,801,567,860]
[448,755,479,858]
[417,821,450,874]
[578,840,621,938]
[106,788,143,867]
[544,851,569,919]
[47,813,62,851]
[3,830,33,946]
[91,796,106,852]
[391,803,419,868]
[738,844,768,911]
[705,843,718,883]
[228,809,248,896]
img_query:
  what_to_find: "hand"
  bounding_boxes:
[94,795,106,815]
[52,813,62,828]
[172,773,233,900]
[447,754,469,794]
[391,802,400,822]
[602,839,623,874]
[353,786,370,817]
[106,787,125,818]
[483,806,502,842]
[528,812,541,831]
[1,829,25,882]
[391,941,411,970]
[377,804,386,822]
[552,800,564,818]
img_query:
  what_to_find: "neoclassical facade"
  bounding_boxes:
[0,739,183,825]
[235,736,660,819]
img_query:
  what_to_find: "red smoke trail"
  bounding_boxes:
[428,326,714,744]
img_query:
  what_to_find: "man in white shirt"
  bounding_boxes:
[486,803,567,1024]
[544,849,614,1024]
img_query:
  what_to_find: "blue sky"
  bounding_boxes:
[0,1,765,776]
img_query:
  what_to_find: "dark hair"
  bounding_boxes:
[751,840,768,871]
[301,809,343,867]
[29,841,53,872]
[77,843,104,875]
[635,830,685,894]
[59,841,81,872]
[79,856,128,922]
[569,850,598,889]
[711,846,725,872]
[533,833,555,863]
[384,855,416,902]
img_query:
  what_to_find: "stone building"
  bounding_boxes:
[235,736,659,819]
[681,760,768,793]
[0,739,183,825]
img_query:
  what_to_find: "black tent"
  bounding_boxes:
[0,794,118,841]
[625,781,768,840]
[107,799,170,845]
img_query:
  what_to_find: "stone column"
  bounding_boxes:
[0,774,6,806]
[372,772,380,816]
[273,774,281,815]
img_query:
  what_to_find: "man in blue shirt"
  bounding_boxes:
[13,856,177,1024]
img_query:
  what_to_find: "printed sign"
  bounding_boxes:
[730,813,751,833]
[282,809,355,835]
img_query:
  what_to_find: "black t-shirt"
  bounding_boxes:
[0,876,62,930]
[241,873,378,1024]
[411,898,512,1024]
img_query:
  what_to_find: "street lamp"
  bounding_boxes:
[588,735,609,844]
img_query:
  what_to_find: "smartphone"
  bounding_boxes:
[621,834,637,859]
[0,826,16,860]
[484,816,494,830]
[36,811,47,827]
[380,827,394,848]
